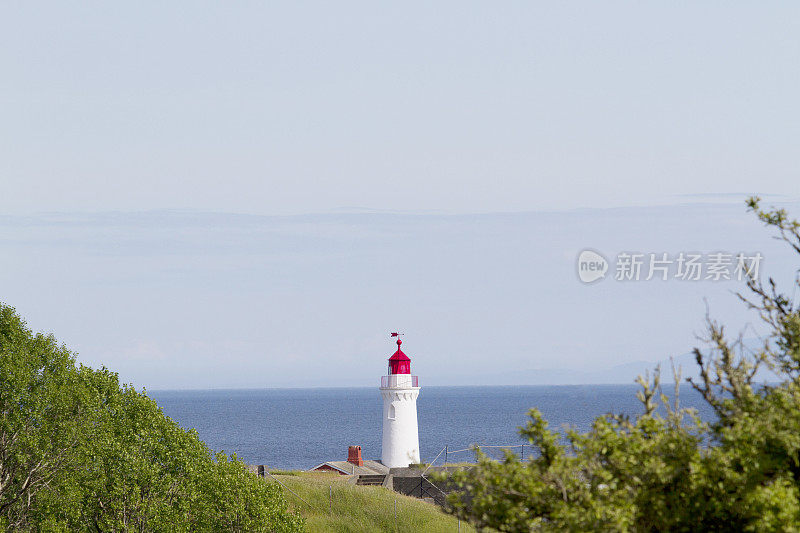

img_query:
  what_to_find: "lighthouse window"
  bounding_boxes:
[388,404,396,419]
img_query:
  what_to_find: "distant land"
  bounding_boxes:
[444,338,776,387]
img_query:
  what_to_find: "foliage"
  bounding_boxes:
[0,306,303,531]
[443,197,800,532]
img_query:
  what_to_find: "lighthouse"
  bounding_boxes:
[380,334,421,468]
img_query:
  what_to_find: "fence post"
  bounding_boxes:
[521,444,524,461]
[329,485,332,515]
[445,444,448,466]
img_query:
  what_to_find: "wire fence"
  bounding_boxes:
[442,442,534,464]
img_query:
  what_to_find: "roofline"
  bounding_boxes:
[307,462,352,474]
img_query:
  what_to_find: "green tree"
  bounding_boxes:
[0,306,90,529]
[0,305,303,532]
[443,198,800,532]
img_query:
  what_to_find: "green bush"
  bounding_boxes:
[443,198,800,532]
[0,305,303,532]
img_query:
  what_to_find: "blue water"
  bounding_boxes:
[149,385,714,470]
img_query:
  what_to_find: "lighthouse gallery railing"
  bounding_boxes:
[381,375,419,388]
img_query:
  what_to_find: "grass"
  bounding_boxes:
[268,471,477,533]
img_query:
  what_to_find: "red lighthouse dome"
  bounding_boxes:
[388,338,411,375]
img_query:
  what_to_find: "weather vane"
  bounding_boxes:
[390,332,404,338]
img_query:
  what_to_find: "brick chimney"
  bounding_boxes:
[347,445,364,466]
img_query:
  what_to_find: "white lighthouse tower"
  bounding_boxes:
[380,334,421,468]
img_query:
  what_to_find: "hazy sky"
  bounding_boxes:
[2,3,798,215]
[1,202,798,389]
[1,4,799,389]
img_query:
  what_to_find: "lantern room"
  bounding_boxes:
[388,338,411,375]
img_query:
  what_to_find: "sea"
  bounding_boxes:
[149,384,715,471]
